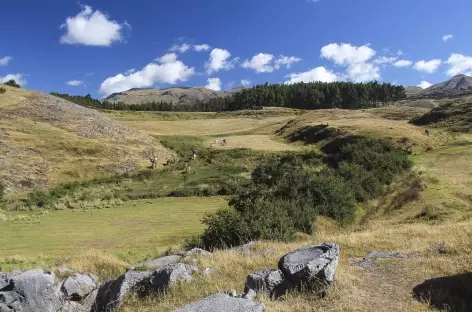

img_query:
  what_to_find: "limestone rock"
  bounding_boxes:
[61,273,97,301]
[140,255,183,270]
[0,269,60,312]
[172,293,264,312]
[138,263,197,296]
[278,242,339,285]
[244,269,290,298]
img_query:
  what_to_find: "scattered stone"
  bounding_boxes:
[278,242,339,285]
[366,251,409,259]
[203,268,214,276]
[139,255,183,270]
[137,263,197,296]
[172,293,265,312]
[179,248,212,258]
[244,269,291,299]
[225,289,238,298]
[61,273,97,301]
[93,270,152,312]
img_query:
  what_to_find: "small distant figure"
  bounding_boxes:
[222,138,228,145]
[425,129,430,136]
[146,147,158,169]
[192,149,198,160]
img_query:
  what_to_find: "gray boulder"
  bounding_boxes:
[0,269,60,312]
[139,255,183,270]
[172,293,265,312]
[61,273,97,300]
[179,248,212,258]
[228,242,255,253]
[244,269,291,299]
[278,242,339,286]
[93,270,152,312]
[137,263,197,296]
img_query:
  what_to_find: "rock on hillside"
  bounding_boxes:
[104,87,244,105]
[419,74,472,97]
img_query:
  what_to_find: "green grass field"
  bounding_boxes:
[0,197,225,271]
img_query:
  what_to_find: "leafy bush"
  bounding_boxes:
[0,87,5,94]
[193,135,413,250]
[3,79,20,88]
[0,182,5,201]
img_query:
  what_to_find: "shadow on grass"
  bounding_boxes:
[413,272,472,312]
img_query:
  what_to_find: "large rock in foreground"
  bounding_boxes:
[172,293,264,312]
[278,242,339,286]
[137,263,197,296]
[0,269,59,312]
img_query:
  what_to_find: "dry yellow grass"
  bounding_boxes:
[207,135,301,151]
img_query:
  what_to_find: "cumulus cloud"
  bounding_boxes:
[321,43,380,82]
[242,53,301,73]
[394,60,413,68]
[60,5,128,46]
[125,68,136,75]
[194,44,211,52]
[241,79,252,87]
[0,73,26,86]
[170,43,191,53]
[413,59,442,73]
[66,80,84,86]
[0,56,12,66]
[205,78,221,91]
[445,53,472,76]
[285,67,340,84]
[242,53,275,73]
[418,81,433,89]
[205,48,237,74]
[99,53,195,96]
[442,34,453,42]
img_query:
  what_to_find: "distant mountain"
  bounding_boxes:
[104,87,245,105]
[419,74,472,97]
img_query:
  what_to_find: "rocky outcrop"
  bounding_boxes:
[172,293,265,312]
[243,243,340,299]
[61,273,98,301]
[135,264,197,296]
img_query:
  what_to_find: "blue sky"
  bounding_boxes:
[1,0,472,98]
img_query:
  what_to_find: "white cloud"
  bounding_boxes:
[242,53,275,73]
[373,56,397,65]
[194,44,211,52]
[274,55,301,69]
[397,49,404,56]
[125,68,136,75]
[418,81,433,89]
[321,43,380,82]
[0,73,27,86]
[413,59,442,73]
[442,34,453,42]
[170,43,191,53]
[0,56,12,66]
[242,53,301,73]
[445,53,472,77]
[241,79,252,87]
[205,48,237,74]
[321,43,376,66]
[60,5,128,46]
[394,60,413,68]
[99,53,195,96]
[285,67,340,84]
[66,80,84,86]
[205,78,221,91]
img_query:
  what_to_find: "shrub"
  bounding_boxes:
[0,87,5,94]
[0,182,5,201]
[3,79,20,88]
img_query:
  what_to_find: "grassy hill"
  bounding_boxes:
[0,85,172,192]
[1,94,472,311]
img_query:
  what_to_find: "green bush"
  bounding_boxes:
[193,135,413,250]
[3,79,20,88]
[0,87,5,94]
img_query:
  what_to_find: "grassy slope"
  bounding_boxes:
[0,86,172,191]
